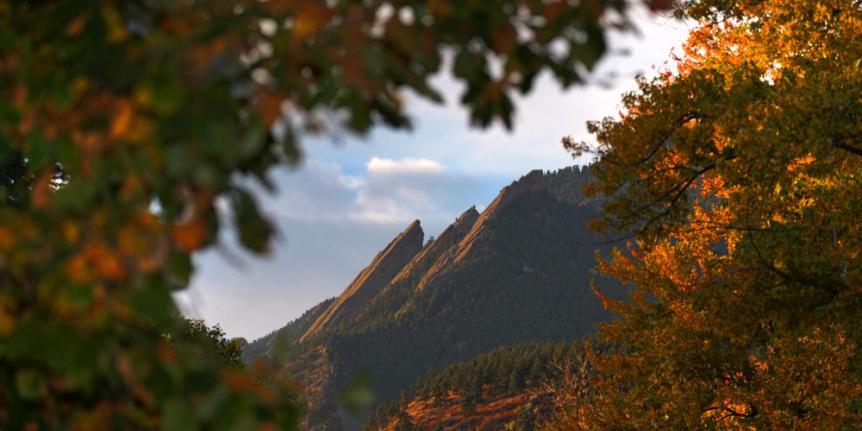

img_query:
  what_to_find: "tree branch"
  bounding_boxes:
[833,136,862,157]
[635,112,702,166]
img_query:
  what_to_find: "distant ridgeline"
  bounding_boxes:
[243,166,621,430]
[242,298,335,362]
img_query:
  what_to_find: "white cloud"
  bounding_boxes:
[258,156,481,226]
[353,157,454,224]
[260,160,356,221]
[367,157,446,175]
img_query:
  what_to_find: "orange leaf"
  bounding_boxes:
[92,243,126,280]
[31,172,54,208]
[221,369,255,393]
[293,3,329,40]
[66,14,88,38]
[110,100,134,140]
[0,227,14,250]
[171,219,206,252]
[257,91,284,126]
[62,222,80,244]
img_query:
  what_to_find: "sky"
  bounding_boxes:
[177,7,694,341]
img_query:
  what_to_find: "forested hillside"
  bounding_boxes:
[365,342,588,431]
[244,166,620,430]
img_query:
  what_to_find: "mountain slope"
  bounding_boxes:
[242,297,335,362]
[246,166,618,430]
[366,342,588,431]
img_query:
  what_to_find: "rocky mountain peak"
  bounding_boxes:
[299,220,424,342]
[385,206,481,296]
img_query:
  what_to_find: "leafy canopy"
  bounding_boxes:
[568,0,862,429]
[175,319,245,368]
[0,0,670,429]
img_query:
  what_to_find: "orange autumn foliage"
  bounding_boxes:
[558,0,862,429]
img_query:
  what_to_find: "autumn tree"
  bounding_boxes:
[0,0,671,429]
[565,0,862,429]
[176,319,245,368]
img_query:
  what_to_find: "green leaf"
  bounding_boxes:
[338,373,375,417]
[232,188,273,254]
[161,398,198,431]
[129,283,176,325]
[15,369,47,400]
[166,251,195,289]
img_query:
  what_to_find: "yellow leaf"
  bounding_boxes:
[100,7,127,42]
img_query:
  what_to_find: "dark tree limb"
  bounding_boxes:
[833,136,862,157]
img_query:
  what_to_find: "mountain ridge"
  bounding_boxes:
[245,166,618,430]
[300,220,425,342]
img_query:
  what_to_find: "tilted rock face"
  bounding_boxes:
[366,206,481,321]
[390,207,479,288]
[299,220,424,342]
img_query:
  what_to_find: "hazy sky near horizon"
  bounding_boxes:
[177,7,694,340]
